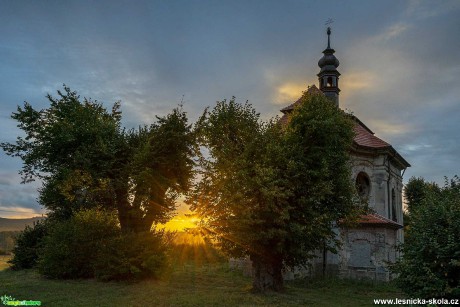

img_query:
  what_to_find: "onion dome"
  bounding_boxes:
[318,27,340,73]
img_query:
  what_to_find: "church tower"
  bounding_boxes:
[318,27,340,106]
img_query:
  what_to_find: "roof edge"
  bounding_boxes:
[357,213,403,229]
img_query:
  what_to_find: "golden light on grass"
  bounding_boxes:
[158,203,225,264]
[171,229,225,266]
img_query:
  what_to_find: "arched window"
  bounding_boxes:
[356,172,370,200]
[327,76,333,87]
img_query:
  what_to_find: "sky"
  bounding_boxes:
[1,0,459,218]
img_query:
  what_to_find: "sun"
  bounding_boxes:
[160,215,199,232]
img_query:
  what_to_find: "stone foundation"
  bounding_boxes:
[229,226,399,282]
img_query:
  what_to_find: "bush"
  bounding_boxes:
[392,176,460,299]
[94,230,171,281]
[8,220,48,270]
[38,208,171,281]
[38,208,119,279]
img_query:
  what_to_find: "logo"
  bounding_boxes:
[1,295,41,306]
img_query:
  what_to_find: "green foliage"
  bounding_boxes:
[1,86,195,232]
[190,93,360,291]
[282,94,360,266]
[120,107,195,232]
[94,230,171,281]
[404,176,441,216]
[393,176,460,299]
[1,86,125,220]
[38,208,171,281]
[38,208,120,279]
[8,220,48,270]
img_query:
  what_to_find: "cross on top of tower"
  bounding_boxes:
[324,19,334,49]
[317,25,340,106]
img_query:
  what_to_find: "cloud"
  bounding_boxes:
[0,206,43,219]
[274,82,309,105]
[0,0,459,214]
[407,0,460,19]
[365,119,412,138]
[340,71,378,103]
[0,171,43,218]
[400,143,432,153]
[335,13,460,186]
[374,23,410,41]
[0,173,18,186]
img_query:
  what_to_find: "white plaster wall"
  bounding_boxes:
[351,152,404,222]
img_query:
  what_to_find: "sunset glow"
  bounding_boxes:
[159,215,199,232]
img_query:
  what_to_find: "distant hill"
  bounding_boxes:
[0,217,46,231]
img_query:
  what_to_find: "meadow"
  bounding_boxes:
[0,251,404,307]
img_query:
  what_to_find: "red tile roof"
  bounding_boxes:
[352,118,390,149]
[358,213,403,229]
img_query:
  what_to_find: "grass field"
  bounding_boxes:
[0,254,404,307]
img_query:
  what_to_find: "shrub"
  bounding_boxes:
[38,208,171,281]
[8,220,48,270]
[38,208,119,279]
[392,176,460,299]
[94,230,171,281]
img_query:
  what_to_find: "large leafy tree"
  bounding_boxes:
[393,176,460,299]
[403,176,441,227]
[121,108,195,232]
[404,176,441,215]
[189,93,359,292]
[1,86,194,232]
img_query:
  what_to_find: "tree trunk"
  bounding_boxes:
[250,254,284,292]
[115,188,130,232]
[115,181,168,233]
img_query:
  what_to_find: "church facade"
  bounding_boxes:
[280,28,410,281]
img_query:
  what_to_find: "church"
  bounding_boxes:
[230,28,410,281]
[278,28,410,281]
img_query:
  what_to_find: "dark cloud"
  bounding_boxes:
[1,0,459,216]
